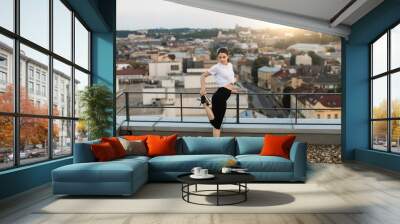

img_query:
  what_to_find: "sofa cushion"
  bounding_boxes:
[235,137,263,155]
[147,134,177,157]
[181,136,235,155]
[101,137,127,158]
[123,135,148,141]
[118,137,147,156]
[236,155,293,172]
[115,155,150,163]
[91,142,118,161]
[52,159,147,183]
[260,134,296,159]
[149,154,235,172]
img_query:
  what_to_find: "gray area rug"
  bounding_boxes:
[37,183,362,214]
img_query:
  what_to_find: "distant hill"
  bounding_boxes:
[117,28,220,39]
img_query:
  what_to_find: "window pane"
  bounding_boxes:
[372,33,387,76]
[391,72,400,118]
[372,76,387,119]
[0,35,14,112]
[391,24,400,70]
[0,116,13,170]
[75,18,89,70]
[53,0,72,60]
[75,120,88,143]
[53,119,72,157]
[20,44,49,115]
[372,121,388,151]
[20,0,49,49]
[391,120,400,153]
[0,0,14,31]
[53,59,72,117]
[74,69,89,118]
[20,117,49,165]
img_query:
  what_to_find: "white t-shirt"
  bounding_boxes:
[207,62,236,87]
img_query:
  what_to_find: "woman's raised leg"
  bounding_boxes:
[202,103,215,120]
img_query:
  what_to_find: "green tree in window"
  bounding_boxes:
[79,84,113,140]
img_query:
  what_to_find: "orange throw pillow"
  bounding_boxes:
[146,134,177,157]
[101,137,127,158]
[124,135,148,141]
[91,142,117,161]
[260,134,296,159]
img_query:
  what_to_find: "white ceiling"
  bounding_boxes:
[165,0,384,37]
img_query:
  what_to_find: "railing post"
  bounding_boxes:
[295,94,298,125]
[236,93,239,124]
[125,92,130,122]
[180,93,183,122]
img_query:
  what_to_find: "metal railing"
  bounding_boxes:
[116,91,341,130]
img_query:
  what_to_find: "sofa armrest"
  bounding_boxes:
[289,141,307,182]
[73,140,100,163]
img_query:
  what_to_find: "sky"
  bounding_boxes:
[117,0,290,30]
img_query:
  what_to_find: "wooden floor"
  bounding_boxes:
[1,162,400,224]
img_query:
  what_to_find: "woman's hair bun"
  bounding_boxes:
[217,47,229,55]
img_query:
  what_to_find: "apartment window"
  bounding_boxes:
[35,83,41,95]
[0,0,91,170]
[0,71,6,84]
[42,85,46,97]
[28,81,34,94]
[35,70,41,81]
[28,67,34,80]
[171,65,179,71]
[0,55,7,67]
[370,23,400,153]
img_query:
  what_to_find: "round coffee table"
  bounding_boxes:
[177,172,255,206]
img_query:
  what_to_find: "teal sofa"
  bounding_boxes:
[52,136,307,196]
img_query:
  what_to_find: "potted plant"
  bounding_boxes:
[79,84,113,140]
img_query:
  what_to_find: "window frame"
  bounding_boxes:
[370,20,400,154]
[0,0,92,171]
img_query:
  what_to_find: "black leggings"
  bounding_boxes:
[210,87,231,129]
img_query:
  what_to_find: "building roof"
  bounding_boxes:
[117,67,147,76]
[258,66,281,73]
[314,74,341,84]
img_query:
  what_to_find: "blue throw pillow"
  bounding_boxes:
[235,137,264,155]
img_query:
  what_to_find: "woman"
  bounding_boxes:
[199,47,239,137]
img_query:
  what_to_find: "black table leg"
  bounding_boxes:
[187,184,190,202]
[245,183,247,201]
[216,184,219,206]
